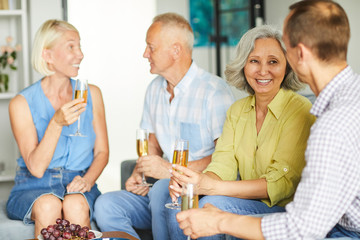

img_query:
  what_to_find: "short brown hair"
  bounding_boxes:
[285,0,350,63]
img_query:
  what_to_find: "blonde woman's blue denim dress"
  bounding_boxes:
[6,78,100,224]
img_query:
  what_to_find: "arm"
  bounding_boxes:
[262,130,360,239]
[67,85,109,193]
[9,95,85,178]
[171,165,268,199]
[177,203,264,240]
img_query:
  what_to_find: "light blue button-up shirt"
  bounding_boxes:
[140,62,235,162]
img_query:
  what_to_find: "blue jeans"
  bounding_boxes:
[94,178,170,240]
[7,167,101,224]
[166,195,285,240]
[325,224,360,239]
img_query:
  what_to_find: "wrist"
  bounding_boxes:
[50,117,63,130]
[217,211,231,235]
[160,159,172,179]
[83,176,95,187]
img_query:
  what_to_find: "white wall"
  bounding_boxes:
[67,0,156,193]
[28,0,63,84]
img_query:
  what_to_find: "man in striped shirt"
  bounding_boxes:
[177,1,360,239]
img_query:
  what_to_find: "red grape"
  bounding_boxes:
[63,231,72,239]
[56,218,62,224]
[42,232,50,239]
[40,228,47,235]
[75,224,81,232]
[69,223,76,231]
[46,225,55,233]
[87,231,96,239]
[78,229,86,238]
[53,229,61,238]
[42,218,95,240]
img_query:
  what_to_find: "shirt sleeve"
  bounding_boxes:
[262,128,360,239]
[260,102,315,207]
[140,82,155,133]
[204,103,239,180]
[206,85,235,141]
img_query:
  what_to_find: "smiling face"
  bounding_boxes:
[46,30,84,78]
[143,22,176,76]
[244,38,287,97]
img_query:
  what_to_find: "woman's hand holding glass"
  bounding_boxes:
[170,164,218,197]
[53,98,86,127]
[165,139,189,209]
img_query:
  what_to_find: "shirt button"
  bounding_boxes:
[283,168,288,172]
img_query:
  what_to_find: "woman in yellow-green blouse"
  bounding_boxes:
[167,25,316,240]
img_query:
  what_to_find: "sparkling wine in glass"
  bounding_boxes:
[70,78,88,137]
[136,129,152,187]
[165,139,189,209]
[181,183,198,240]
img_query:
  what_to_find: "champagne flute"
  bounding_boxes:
[136,129,153,187]
[70,78,88,137]
[181,183,199,240]
[165,139,189,209]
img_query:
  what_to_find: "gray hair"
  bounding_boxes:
[225,25,303,95]
[153,12,194,52]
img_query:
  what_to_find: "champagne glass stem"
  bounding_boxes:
[187,236,191,240]
[141,172,147,184]
[77,115,81,134]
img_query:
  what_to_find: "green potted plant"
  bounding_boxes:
[0,36,21,93]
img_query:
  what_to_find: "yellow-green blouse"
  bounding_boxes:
[204,89,316,207]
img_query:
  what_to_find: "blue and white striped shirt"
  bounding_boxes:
[140,62,235,162]
[262,66,360,239]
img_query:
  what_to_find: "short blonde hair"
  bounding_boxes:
[31,19,79,76]
[225,25,302,95]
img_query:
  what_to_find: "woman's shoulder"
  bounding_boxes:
[88,84,104,106]
[231,95,252,106]
[19,80,41,96]
[9,93,28,110]
[89,84,101,95]
[227,95,253,115]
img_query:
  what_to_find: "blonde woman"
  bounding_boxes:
[6,19,108,237]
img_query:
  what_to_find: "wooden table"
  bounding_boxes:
[102,231,139,240]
